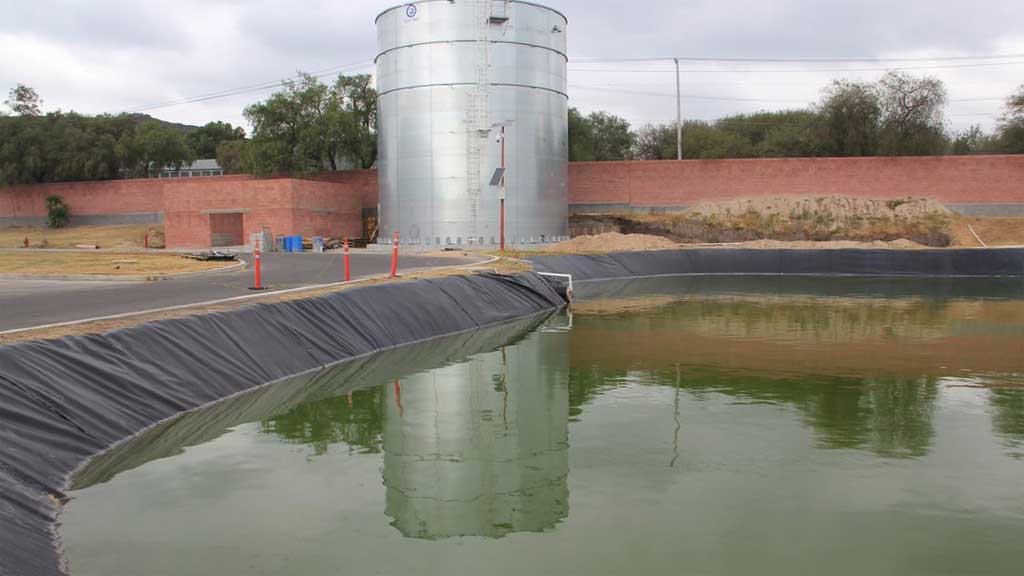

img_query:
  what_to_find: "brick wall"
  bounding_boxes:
[310,169,379,209]
[290,179,363,240]
[162,177,295,249]
[0,174,369,249]
[569,155,1024,212]
[4,156,1022,247]
[1,179,169,226]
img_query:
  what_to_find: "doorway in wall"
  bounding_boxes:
[209,212,244,247]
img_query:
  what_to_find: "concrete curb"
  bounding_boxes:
[0,260,247,283]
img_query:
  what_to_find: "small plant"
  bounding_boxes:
[45,195,70,228]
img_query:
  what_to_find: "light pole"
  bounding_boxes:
[499,126,506,252]
[490,121,514,252]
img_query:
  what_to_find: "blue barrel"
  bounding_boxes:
[293,236,304,252]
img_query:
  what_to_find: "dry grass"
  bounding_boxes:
[0,252,232,276]
[0,258,532,344]
[948,217,1024,247]
[0,225,163,249]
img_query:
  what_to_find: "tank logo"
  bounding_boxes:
[405,4,418,18]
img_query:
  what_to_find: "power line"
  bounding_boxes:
[570,53,1024,64]
[568,60,1024,74]
[571,85,1007,105]
[117,61,374,114]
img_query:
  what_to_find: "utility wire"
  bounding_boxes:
[571,85,1008,105]
[569,53,1024,64]
[568,60,1024,74]
[118,61,374,114]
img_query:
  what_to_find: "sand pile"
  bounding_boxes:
[548,232,678,253]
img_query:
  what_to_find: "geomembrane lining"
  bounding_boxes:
[0,273,565,576]
[530,248,1024,281]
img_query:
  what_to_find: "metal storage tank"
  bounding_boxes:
[376,0,569,246]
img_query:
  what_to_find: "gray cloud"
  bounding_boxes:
[2,0,1021,132]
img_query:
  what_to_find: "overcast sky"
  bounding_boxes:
[2,0,1021,133]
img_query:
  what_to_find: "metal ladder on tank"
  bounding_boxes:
[465,0,492,245]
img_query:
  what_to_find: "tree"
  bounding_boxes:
[187,121,245,158]
[996,84,1024,154]
[567,109,633,162]
[633,123,677,160]
[244,72,374,176]
[568,108,596,161]
[5,84,43,116]
[588,111,634,161]
[950,125,995,155]
[817,80,881,157]
[334,74,378,169]
[45,195,70,228]
[119,121,195,178]
[876,72,949,156]
[682,122,754,159]
[216,139,247,174]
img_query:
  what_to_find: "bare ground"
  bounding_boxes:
[0,225,165,249]
[0,252,233,276]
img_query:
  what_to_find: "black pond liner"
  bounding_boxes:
[4,248,1024,576]
[530,248,1024,282]
[0,273,565,576]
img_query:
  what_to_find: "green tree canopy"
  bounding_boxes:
[243,72,377,176]
[215,139,247,174]
[119,121,195,178]
[816,80,882,157]
[187,121,245,158]
[568,108,633,161]
[5,84,43,116]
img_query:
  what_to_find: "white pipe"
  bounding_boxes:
[967,223,988,248]
[536,272,574,303]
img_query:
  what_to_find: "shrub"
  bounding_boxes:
[45,195,70,228]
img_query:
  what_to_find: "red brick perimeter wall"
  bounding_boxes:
[0,174,369,249]
[568,155,1024,208]
[2,178,170,219]
[4,158,1023,246]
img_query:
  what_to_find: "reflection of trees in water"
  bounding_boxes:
[567,364,939,459]
[260,388,385,456]
[990,388,1024,452]
[865,379,938,458]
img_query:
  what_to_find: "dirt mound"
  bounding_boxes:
[685,196,951,227]
[548,232,678,253]
[685,238,929,250]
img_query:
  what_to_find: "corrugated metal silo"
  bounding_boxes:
[376,0,569,246]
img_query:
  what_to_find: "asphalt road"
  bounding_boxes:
[0,251,480,332]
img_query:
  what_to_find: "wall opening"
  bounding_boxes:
[210,213,244,247]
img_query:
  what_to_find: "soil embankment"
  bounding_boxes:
[571,196,1023,249]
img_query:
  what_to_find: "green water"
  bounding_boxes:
[62,277,1024,576]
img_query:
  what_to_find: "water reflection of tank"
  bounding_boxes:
[382,326,569,539]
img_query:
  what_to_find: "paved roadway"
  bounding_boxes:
[0,251,481,332]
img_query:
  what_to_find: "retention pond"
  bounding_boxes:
[62,276,1024,576]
